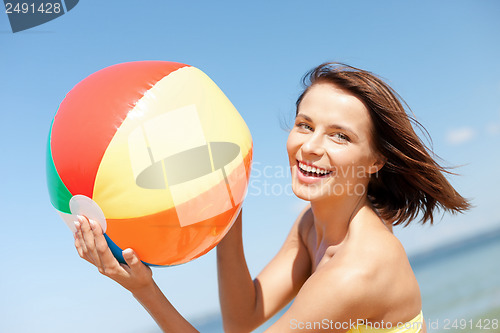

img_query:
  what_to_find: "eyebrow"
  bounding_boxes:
[296,113,359,139]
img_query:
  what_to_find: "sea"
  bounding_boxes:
[189,226,500,333]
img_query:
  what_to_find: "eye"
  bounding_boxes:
[331,132,350,143]
[296,122,313,132]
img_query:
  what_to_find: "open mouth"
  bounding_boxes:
[297,160,333,178]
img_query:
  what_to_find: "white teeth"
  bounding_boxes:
[299,162,331,175]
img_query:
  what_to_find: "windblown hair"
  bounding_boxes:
[296,62,471,226]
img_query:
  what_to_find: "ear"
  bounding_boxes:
[368,156,386,175]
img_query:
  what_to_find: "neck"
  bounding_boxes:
[310,193,367,248]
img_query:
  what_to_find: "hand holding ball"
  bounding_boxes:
[47,61,252,266]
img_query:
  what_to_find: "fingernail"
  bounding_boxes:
[74,221,80,229]
[89,219,96,229]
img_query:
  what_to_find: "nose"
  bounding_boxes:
[301,131,324,157]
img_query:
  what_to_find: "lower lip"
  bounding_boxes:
[295,163,333,184]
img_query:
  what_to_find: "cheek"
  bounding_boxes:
[324,145,374,176]
[324,145,350,164]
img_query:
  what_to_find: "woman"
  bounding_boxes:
[74,63,470,332]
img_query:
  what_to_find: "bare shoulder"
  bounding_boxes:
[265,209,423,332]
[348,217,409,269]
[336,216,422,322]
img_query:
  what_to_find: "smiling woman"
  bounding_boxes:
[288,82,382,201]
[291,63,471,226]
[72,62,471,333]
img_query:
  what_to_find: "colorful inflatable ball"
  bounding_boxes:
[46,61,253,266]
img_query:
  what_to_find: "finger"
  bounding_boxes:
[78,215,102,267]
[122,249,147,273]
[74,220,89,259]
[89,218,122,275]
[74,232,84,258]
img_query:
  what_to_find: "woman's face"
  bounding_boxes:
[287,82,383,202]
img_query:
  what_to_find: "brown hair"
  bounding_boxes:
[296,62,471,226]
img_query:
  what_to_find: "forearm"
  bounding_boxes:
[217,211,262,332]
[132,282,199,333]
[74,216,198,332]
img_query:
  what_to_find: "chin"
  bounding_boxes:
[291,188,310,201]
[291,181,326,202]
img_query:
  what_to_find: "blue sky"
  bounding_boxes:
[1,1,499,332]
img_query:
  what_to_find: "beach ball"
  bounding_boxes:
[46,61,253,266]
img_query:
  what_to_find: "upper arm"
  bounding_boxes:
[252,205,313,322]
[264,265,374,333]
